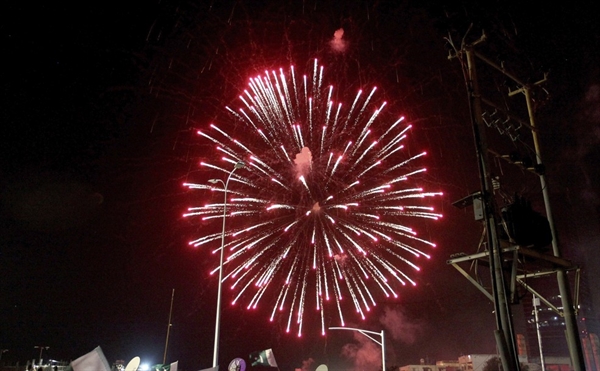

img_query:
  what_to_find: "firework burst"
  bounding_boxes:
[184,59,442,337]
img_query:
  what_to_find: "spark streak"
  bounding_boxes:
[184,59,442,336]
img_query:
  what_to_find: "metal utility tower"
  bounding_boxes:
[446,32,585,371]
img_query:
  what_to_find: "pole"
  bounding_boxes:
[476,50,585,370]
[449,33,586,371]
[163,289,175,364]
[463,45,520,371]
[521,87,585,371]
[34,346,48,365]
[381,330,386,371]
[533,295,546,371]
[211,161,245,370]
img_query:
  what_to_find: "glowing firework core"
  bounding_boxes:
[184,59,442,337]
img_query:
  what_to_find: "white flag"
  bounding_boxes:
[250,348,278,367]
[71,347,111,371]
[170,361,178,371]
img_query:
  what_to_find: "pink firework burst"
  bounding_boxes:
[184,59,442,337]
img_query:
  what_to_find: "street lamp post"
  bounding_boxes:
[210,161,245,370]
[329,327,386,371]
[34,346,49,365]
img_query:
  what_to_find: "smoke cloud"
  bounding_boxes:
[379,306,423,344]
[339,306,424,371]
[580,83,600,205]
[341,333,382,371]
[300,358,315,371]
[329,28,348,53]
[294,147,313,178]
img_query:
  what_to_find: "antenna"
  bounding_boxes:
[163,289,175,364]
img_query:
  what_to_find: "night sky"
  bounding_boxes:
[2,2,600,371]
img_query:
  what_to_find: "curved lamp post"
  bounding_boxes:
[209,161,245,369]
[329,327,386,371]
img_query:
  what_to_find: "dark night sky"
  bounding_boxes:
[2,2,600,371]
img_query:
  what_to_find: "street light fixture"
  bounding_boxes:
[329,327,386,371]
[210,161,245,370]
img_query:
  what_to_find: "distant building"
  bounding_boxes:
[522,291,569,360]
[394,348,582,371]
[521,275,600,371]
[582,333,600,371]
[398,355,496,371]
[516,334,528,358]
[428,354,570,371]
[399,362,439,371]
[517,240,600,371]
[457,354,496,371]
[435,360,461,371]
[399,358,467,371]
[528,357,571,371]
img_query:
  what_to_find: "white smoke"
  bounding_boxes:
[329,28,348,53]
[584,84,600,122]
[339,306,424,371]
[578,83,600,205]
[299,358,315,371]
[341,333,382,371]
[294,147,313,177]
[379,306,423,344]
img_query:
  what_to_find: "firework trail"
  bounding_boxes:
[184,59,442,337]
